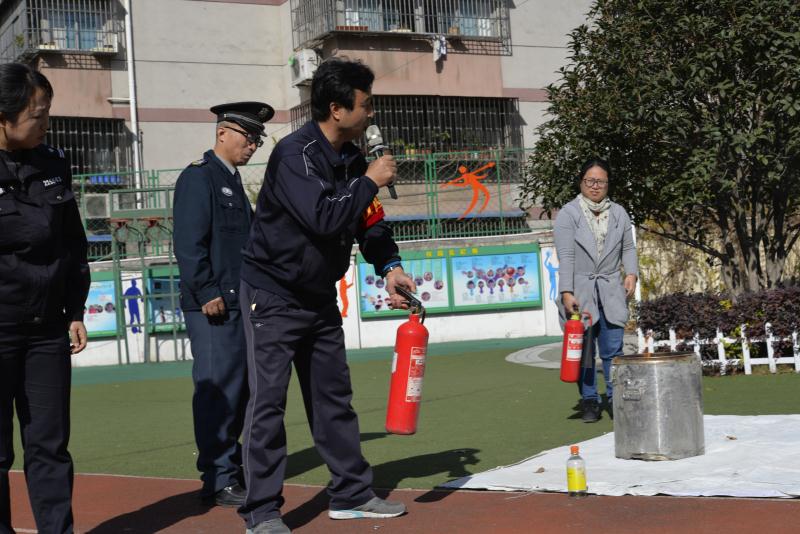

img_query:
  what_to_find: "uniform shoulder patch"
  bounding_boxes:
[190,158,207,167]
[36,144,66,159]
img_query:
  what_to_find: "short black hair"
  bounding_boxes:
[578,157,611,181]
[310,57,375,121]
[0,63,53,123]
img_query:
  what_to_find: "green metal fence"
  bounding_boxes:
[376,148,533,240]
[73,163,268,261]
[76,149,533,260]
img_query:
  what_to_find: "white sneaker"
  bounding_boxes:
[328,496,407,519]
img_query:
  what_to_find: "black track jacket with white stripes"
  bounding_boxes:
[241,120,400,306]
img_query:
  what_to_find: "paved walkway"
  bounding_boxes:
[506,335,641,369]
[8,472,800,533]
[505,342,562,368]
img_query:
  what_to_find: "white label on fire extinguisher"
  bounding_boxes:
[567,333,583,361]
[405,347,426,402]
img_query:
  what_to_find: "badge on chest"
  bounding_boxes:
[42,176,63,188]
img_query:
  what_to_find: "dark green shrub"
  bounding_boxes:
[637,287,800,345]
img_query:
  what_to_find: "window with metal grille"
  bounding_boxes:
[0,0,121,62]
[290,0,511,55]
[46,116,132,175]
[291,95,521,152]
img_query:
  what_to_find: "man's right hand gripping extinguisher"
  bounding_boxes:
[386,286,429,435]
[560,311,592,382]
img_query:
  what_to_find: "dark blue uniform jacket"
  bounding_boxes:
[173,150,253,312]
[241,121,400,306]
[0,144,90,325]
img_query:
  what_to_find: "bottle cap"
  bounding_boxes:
[570,312,580,320]
[570,445,579,455]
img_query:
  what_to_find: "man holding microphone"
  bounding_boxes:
[238,58,415,534]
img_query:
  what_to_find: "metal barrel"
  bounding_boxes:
[612,352,705,461]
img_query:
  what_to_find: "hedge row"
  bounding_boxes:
[636,286,800,340]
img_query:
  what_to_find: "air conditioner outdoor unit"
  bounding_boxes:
[84,193,110,218]
[91,33,119,54]
[290,49,318,87]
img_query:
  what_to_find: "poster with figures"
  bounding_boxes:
[542,248,560,303]
[540,245,565,336]
[84,278,118,337]
[337,261,361,349]
[358,257,450,317]
[452,250,542,309]
[120,273,145,334]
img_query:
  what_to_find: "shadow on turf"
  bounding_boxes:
[283,447,480,531]
[85,438,480,532]
[567,394,611,421]
[85,490,213,534]
[285,431,387,479]
[85,433,388,533]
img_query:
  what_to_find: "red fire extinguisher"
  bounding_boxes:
[386,286,429,435]
[560,311,591,382]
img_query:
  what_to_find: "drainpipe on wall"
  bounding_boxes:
[124,0,143,194]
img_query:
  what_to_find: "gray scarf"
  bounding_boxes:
[578,194,611,258]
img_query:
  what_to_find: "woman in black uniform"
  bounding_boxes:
[0,63,90,534]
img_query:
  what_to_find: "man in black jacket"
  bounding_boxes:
[173,101,273,507]
[239,59,415,534]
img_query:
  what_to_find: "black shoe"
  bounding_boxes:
[606,400,614,420]
[202,482,246,507]
[581,400,601,423]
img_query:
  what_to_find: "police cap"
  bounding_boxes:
[210,101,275,136]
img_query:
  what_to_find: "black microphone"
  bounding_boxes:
[366,124,398,199]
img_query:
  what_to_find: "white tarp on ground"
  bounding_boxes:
[441,415,800,498]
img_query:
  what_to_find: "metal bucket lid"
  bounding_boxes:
[613,351,696,364]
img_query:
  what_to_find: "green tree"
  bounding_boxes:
[521,0,800,296]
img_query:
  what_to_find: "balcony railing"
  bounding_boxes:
[291,95,523,152]
[0,0,122,62]
[291,0,511,55]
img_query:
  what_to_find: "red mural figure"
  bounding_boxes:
[338,271,354,317]
[441,161,496,220]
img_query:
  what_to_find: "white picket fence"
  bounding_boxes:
[637,323,800,375]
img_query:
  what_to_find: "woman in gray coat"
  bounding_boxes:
[554,158,638,423]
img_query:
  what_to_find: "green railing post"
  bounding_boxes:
[495,149,506,234]
[425,154,438,239]
[148,169,159,189]
[112,233,125,365]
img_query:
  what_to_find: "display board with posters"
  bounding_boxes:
[356,244,543,318]
[357,252,450,318]
[84,271,118,338]
[450,245,542,311]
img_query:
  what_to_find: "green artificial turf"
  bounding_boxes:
[11,338,800,491]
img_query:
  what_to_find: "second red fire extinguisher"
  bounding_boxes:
[560,311,591,382]
[386,286,429,435]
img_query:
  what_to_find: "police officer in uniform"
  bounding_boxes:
[0,64,90,534]
[173,101,274,506]
[239,59,415,534]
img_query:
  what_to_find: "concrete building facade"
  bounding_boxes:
[0,0,593,175]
